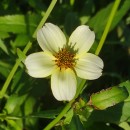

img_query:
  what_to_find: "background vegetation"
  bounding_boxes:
[0,0,130,130]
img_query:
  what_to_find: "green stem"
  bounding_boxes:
[0,0,57,99]
[43,0,121,129]
[0,59,21,98]
[44,100,73,130]
[43,78,86,130]
[75,79,86,98]
[33,0,57,38]
[95,0,121,55]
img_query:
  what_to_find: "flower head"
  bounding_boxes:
[25,23,104,101]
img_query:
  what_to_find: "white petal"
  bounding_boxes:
[25,52,57,78]
[37,23,66,53]
[75,53,104,80]
[51,68,77,101]
[68,25,95,54]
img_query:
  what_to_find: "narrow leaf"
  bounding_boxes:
[0,39,8,54]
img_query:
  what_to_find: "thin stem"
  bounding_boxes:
[33,0,57,38]
[75,79,86,98]
[0,41,32,98]
[43,0,121,129]
[44,100,73,130]
[0,0,57,99]
[0,59,21,98]
[95,0,121,55]
[43,78,86,130]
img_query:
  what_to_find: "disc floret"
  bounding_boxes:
[54,48,76,69]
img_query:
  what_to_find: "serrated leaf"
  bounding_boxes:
[88,86,129,110]
[86,81,130,125]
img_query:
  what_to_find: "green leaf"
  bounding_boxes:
[121,80,130,101]
[119,122,130,130]
[88,0,130,36]
[17,48,26,62]
[30,109,61,119]
[110,0,130,30]
[12,34,30,47]
[64,108,74,124]
[88,3,113,34]
[4,94,26,114]
[0,32,10,39]
[0,61,11,78]
[6,119,21,130]
[88,86,129,110]
[0,120,10,130]
[86,81,130,125]
[0,39,8,54]
[23,96,38,129]
[0,14,41,34]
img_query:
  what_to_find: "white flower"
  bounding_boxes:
[25,23,104,101]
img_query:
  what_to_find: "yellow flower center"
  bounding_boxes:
[54,48,76,69]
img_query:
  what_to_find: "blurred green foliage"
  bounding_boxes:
[0,0,130,130]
